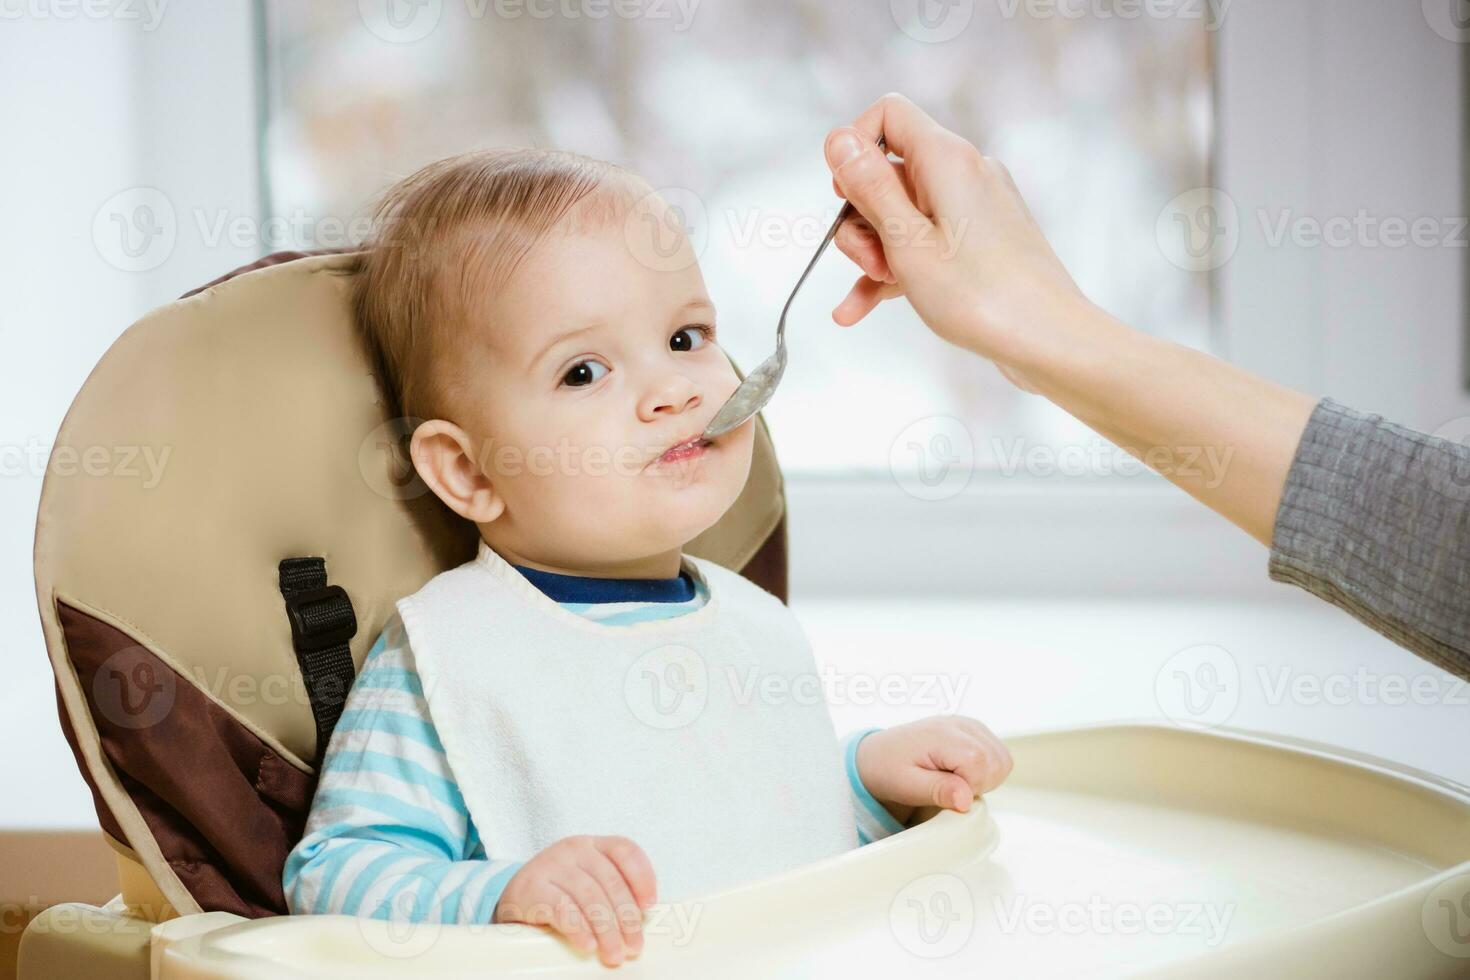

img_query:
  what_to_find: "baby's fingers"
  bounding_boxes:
[503,884,595,953]
[551,871,627,967]
[934,733,1010,800]
[584,842,649,958]
[980,730,1014,787]
[594,835,657,910]
[954,720,1015,789]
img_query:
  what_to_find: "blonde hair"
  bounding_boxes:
[352,147,637,424]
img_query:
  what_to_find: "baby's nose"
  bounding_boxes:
[655,391,700,414]
[639,378,702,418]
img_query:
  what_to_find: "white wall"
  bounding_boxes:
[2,11,146,833]
[1,3,258,829]
[1220,0,1470,432]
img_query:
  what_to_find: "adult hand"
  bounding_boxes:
[822,92,1091,390]
[821,92,1318,546]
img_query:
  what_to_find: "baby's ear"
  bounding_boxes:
[409,419,506,523]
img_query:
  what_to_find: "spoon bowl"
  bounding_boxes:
[702,345,788,439]
[703,136,884,441]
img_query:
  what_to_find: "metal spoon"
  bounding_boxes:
[702,136,885,441]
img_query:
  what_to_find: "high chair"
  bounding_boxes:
[22,252,1470,979]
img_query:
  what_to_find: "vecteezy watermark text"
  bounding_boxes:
[990,436,1234,488]
[357,0,700,44]
[0,0,167,29]
[992,894,1236,947]
[996,0,1229,29]
[6,437,172,487]
[726,665,971,713]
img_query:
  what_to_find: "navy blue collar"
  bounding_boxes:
[511,563,696,604]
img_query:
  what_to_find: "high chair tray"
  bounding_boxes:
[151,722,1470,979]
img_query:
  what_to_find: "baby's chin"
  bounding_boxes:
[643,481,742,549]
[652,454,748,513]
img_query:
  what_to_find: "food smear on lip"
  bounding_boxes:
[658,437,711,464]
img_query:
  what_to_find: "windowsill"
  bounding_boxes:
[796,591,1470,791]
[784,473,1274,598]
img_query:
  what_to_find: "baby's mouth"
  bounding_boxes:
[654,434,713,467]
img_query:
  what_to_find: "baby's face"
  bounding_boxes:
[449,194,756,573]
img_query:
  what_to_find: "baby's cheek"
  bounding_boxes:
[731,421,758,471]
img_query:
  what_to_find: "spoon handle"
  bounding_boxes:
[776,134,886,346]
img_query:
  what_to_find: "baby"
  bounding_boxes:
[283,148,1013,968]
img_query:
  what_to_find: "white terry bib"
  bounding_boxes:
[396,540,858,903]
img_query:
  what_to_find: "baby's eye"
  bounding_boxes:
[561,360,608,388]
[670,325,714,352]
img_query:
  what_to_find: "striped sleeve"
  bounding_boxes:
[841,728,907,845]
[282,611,523,923]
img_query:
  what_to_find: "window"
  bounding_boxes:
[259,0,1214,482]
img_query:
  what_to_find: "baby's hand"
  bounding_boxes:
[855,716,1013,824]
[493,835,657,968]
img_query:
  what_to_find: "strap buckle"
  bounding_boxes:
[283,584,358,653]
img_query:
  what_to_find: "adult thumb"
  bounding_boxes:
[824,128,929,248]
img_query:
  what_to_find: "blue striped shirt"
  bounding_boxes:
[282,563,904,922]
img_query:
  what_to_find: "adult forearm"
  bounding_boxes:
[1009,300,1318,547]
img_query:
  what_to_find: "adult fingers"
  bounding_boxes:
[833,276,905,327]
[830,157,918,206]
[833,158,915,284]
[847,92,978,219]
[834,218,894,284]
[825,126,930,252]
[848,92,948,167]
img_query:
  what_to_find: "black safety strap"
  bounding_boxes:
[278,557,358,765]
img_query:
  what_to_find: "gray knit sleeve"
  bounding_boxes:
[1269,398,1470,680]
